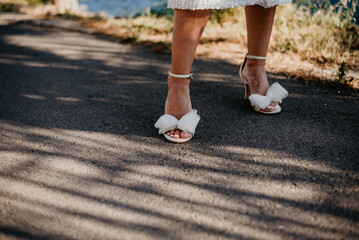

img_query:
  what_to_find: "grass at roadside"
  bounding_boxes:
[82,3,359,88]
[1,0,358,88]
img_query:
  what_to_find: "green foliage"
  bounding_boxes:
[273,1,359,66]
[0,2,21,12]
[149,0,173,18]
[209,8,238,24]
[26,0,53,6]
[55,12,83,20]
[90,14,106,22]
[337,61,354,83]
[338,61,348,81]
[296,0,358,25]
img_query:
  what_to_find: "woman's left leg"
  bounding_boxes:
[242,5,278,113]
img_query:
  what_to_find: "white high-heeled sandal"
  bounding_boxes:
[239,54,288,114]
[154,71,200,143]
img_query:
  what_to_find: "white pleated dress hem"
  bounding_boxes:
[168,0,291,10]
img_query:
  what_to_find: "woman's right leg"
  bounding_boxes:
[165,9,211,139]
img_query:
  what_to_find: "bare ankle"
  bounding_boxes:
[167,76,190,90]
[168,76,191,84]
[242,61,269,94]
[245,60,266,69]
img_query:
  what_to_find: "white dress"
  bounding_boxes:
[168,0,291,9]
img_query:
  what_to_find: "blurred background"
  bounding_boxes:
[83,0,359,22]
[0,0,358,87]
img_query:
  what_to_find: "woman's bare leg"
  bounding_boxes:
[165,9,211,139]
[242,5,277,112]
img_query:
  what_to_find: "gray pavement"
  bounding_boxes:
[0,15,359,240]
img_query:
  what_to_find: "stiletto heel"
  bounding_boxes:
[239,54,288,114]
[244,84,250,100]
[154,71,200,143]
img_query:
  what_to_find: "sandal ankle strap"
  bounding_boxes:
[246,54,267,60]
[169,71,193,79]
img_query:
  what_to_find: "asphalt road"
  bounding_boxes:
[0,15,359,240]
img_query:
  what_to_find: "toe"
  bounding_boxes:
[173,130,181,139]
[261,101,279,113]
[262,105,274,113]
[169,130,175,137]
[180,131,192,139]
[270,101,278,107]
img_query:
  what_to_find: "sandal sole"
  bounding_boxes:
[164,133,193,143]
